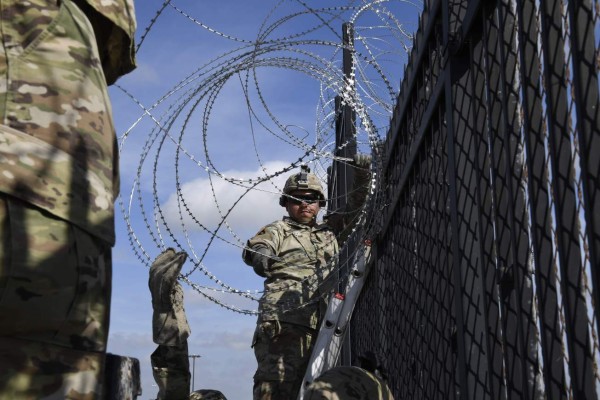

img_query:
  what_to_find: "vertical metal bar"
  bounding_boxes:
[331,23,357,214]
[335,22,357,208]
[413,147,425,400]
[481,4,526,398]
[419,130,435,399]
[469,23,508,400]
[441,0,469,396]
[332,22,358,367]
[396,192,419,398]
[445,31,495,400]
[494,1,540,399]
[565,0,600,340]
[538,1,597,398]
[435,107,457,400]
[513,0,568,397]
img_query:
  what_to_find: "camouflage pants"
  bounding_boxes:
[0,195,112,399]
[151,343,191,400]
[252,321,316,400]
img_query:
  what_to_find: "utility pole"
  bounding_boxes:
[188,354,201,392]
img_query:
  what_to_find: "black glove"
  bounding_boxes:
[349,153,372,210]
[249,245,275,278]
[324,211,345,235]
[149,248,187,311]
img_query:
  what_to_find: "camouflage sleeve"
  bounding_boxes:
[77,0,137,85]
[242,222,282,266]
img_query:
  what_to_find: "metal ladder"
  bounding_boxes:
[297,240,373,399]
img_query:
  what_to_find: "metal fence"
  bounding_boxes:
[348,0,600,398]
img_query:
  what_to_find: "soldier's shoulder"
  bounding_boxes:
[253,219,286,235]
[315,220,336,232]
[305,366,394,400]
[83,0,136,35]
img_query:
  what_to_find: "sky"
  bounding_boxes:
[107,1,421,398]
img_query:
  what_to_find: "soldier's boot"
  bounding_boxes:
[148,248,191,399]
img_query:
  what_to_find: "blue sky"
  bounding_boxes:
[107,1,420,398]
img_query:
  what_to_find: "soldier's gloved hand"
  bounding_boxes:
[149,248,187,311]
[148,248,191,346]
[324,211,345,234]
[351,153,372,194]
[352,153,372,169]
[249,245,276,278]
[345,152,373,235]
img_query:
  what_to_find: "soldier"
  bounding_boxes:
[0,0,136,398]
[149,248,192,400]
[149,248,228,400]
[243,157,371,400]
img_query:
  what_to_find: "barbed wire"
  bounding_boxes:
[117,0,419,316]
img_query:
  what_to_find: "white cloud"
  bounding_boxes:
[159,160,294,232]
[117,62,161,86]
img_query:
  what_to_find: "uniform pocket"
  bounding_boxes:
[259,320,282,340]
[57,224,110,351]
[0,197,76,341]
[251,320,282,348]
[6,0,61,58]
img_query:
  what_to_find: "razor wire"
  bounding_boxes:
[116,0,420,316]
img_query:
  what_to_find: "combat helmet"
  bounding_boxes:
[304,366,394,400]
[279,164,326,207]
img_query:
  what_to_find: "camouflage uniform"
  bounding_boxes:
[0,0,135,398]
[304,366,394,400]
[149,249,230,400]
[244,158,371,400]
[149,248,191,400]
[243,217,339,400]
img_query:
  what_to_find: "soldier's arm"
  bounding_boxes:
[242,223,282,277]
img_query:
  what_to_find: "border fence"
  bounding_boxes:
[348,0,600,398]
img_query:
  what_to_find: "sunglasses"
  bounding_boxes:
[287,195,321,205]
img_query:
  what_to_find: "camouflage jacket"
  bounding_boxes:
[0,0,136,244]
[79,0,137,85]
[243,217,339,328]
